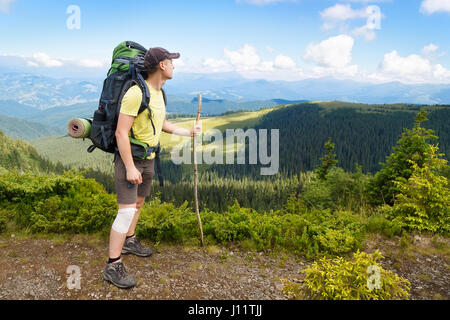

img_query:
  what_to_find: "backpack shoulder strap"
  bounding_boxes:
[161,88,167,106]
[136,74,150,115]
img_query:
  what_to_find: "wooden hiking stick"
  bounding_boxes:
[193,93,204,246]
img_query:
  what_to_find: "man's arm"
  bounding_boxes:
[115,113,142,185]
[162,117,201,137]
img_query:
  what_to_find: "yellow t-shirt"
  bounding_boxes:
[120,82,165,160]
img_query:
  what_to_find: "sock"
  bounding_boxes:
[107,256,121,264]
[126,234,135,240]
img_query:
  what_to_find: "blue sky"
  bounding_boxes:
[1,0,450,83]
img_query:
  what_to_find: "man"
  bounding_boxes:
[103,47,201,289]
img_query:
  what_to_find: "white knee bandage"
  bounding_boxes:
[112,208,136,234]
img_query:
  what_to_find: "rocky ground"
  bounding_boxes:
[0,233,448,300]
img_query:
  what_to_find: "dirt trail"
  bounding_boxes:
[0,234,448,300]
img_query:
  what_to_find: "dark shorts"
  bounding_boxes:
[114,155,155,205]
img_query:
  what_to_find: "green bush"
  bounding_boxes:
[302,166,370,212]
[136,197,200,243]
[137,199,365,257]
[0,209,8,233]
[366,206,404,237]
[385,145,450,235]
[0,171,116,234]
[298,209,366,257]
[0,170,368,258]
[282,250,410,300]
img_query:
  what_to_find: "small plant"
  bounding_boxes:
[153,240,162,254]
[400,231,412,249]
[278,252,288,268]
[0,209,8,234]
[366,206,404,238]
[219,250,228,263]
[282,250,410,300]
[316,137,338,181]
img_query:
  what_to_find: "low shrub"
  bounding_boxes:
[282,250,410,300]
[365,206,404,238]
[137,199,366,257]
[0,209,8,233]
[302,167,370,212]
[0,171,116,234]
[136,198,200,243]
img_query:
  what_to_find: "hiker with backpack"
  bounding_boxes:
[91,42,201,289]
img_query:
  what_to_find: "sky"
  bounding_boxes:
[0,0,450,83]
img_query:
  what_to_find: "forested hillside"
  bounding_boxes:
[0,114,64,141]
[206,102,450,178]
[0,130,65,174]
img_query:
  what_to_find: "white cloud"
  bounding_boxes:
[0,0,15,13]
[222,44,298,74]
[224,44,261,71]
[321,4,382,41]
[274,54,296,69]
[422,43,439,56]
[7,52,109,70]
[311,64,359,78]
[321,4,366,23]
[352,24,377,41]
[173,58,185,68]
[420,0,450,14]
[303,34,355,69]
[377,50,450,83]
[32,52,63,67]
[26,60,39,67]
[83,84,98,93]
[235,0,297,5]
[202,58,230,72]
[257,61,275,72]
[380,51,432,75]
[187,45,303,80]
[77,59,105,68]
[340,0,391,3]
[265,46,275,53]
[420,43,446,63]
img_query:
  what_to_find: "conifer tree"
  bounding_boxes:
[367,110,438,205]
[388,144,450,234]
[316,137,338,180]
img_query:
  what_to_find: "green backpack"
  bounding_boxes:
[88,41,165,186]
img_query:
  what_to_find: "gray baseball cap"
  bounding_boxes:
[144,47,180,68]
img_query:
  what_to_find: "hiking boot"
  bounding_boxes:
[121,236,153,257]
[103,261,136,289]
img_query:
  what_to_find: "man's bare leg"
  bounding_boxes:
[109,203,136,259]
[126,196,145,237]
[121,196,153,257]
[104,203,138,289]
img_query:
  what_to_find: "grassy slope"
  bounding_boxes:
[30,107,275,174]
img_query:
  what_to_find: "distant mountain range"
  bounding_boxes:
[169,73,450,105]
[0,71,449,118]
[0,73,100,110]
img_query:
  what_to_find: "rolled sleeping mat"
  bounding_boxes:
[67,118,92,139]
